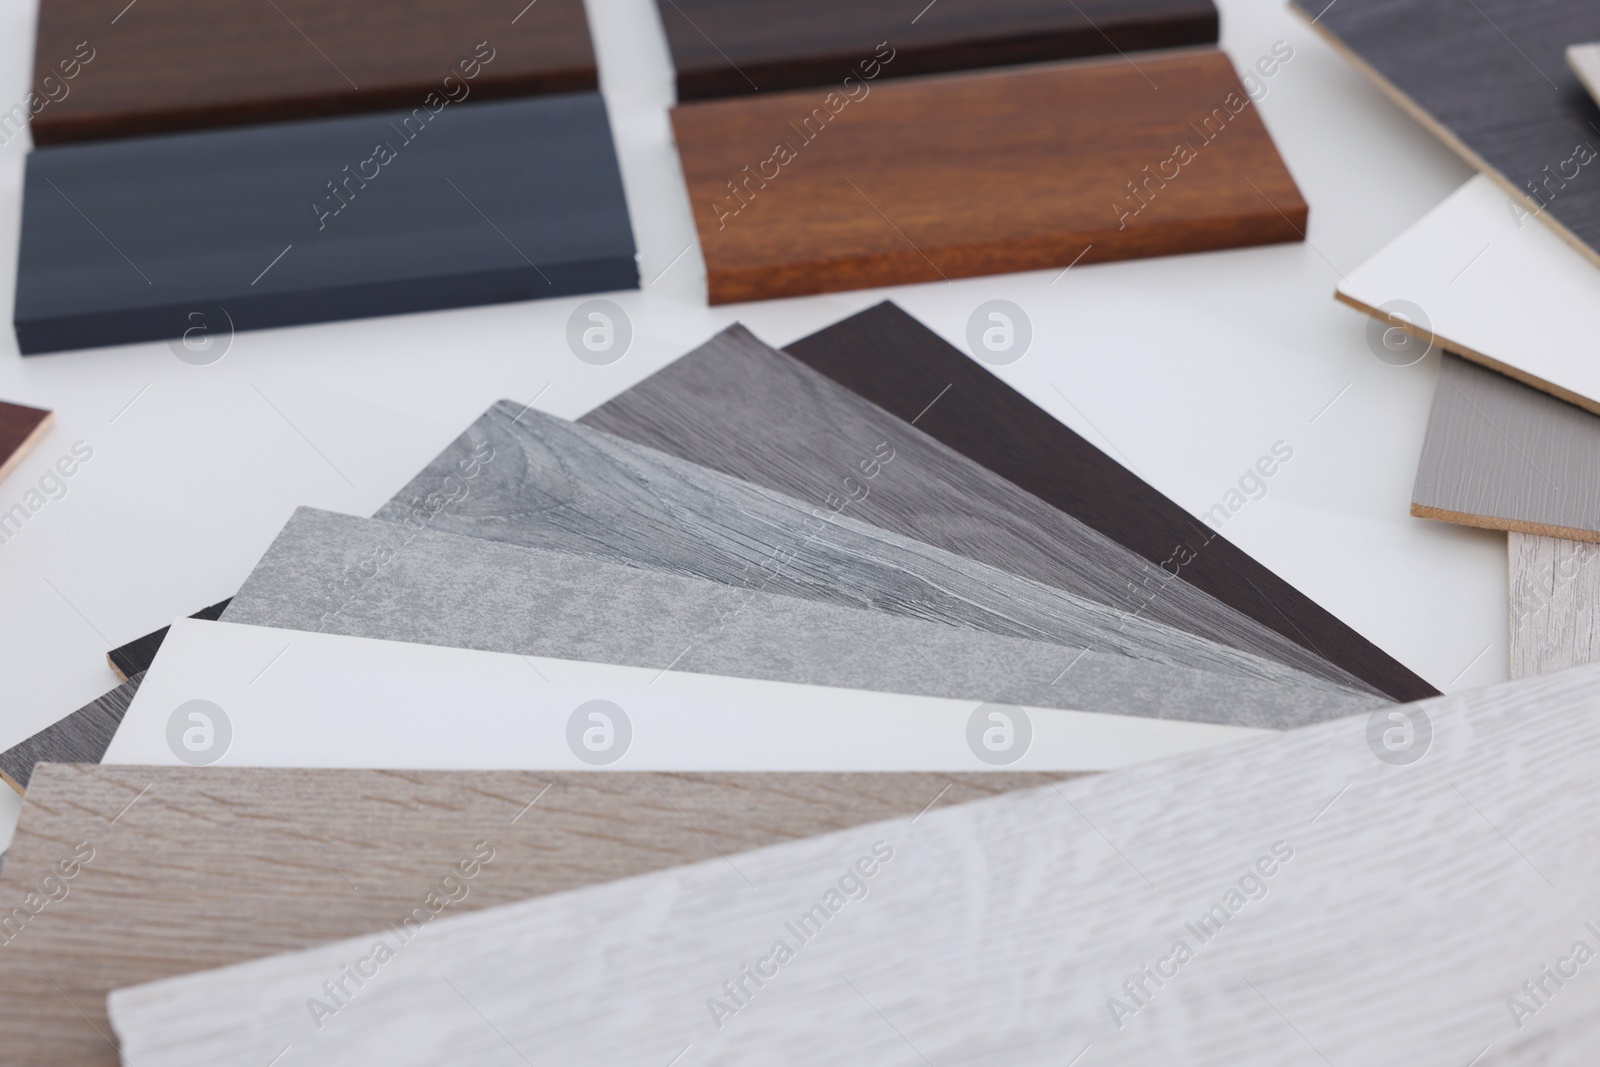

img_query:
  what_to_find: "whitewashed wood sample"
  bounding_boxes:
[581,325,1360,691]
[110,660,1600,1066]
[222,508,1377,728]
[1509,532,1600,678]
[372,404,1363,692]
[1569,44,1600,108]
[0,765,1063,1067]
[102,619,1264,771]
[1413,354,1600,541]
[1340,174,1600,415]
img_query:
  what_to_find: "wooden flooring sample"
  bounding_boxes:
[659,0,1217,100]
[107,599,230,681]
[0,673,141,793]
[1509,532,1600,678]
[110,662,1600,1066]
[0,765,1062,1067]
[374,404,1358,690]
[784,301,1437,701]
[1295,0,1600,269]
[1413,355,1600,542]
[584,325,1371,694]
[104,619,1263,770]
[0,401,51,487]
[14,95,636,355]
[30,0,596,144]
[672,51,1306,304]
[222,508,1377,728]
[1340,175,1600,415]
[1572,44,1600,108]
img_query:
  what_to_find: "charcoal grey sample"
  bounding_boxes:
[0,673,144,792]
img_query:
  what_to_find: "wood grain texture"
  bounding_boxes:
[1509,532,1600,678]
[1570,44,1600,108]
[0,401,52,487]
[0,674,141,793]
[583,325,1372,694]
[658,0,1217,100]
[671,51,1306,304]
[30,1,596,144]
[1294,0,1600,271]
[373,403,1363,691]
[109,663,1600,1066]
[220,508,1377,728]
[15,95,636,355]
[1412,355,1600,542]
[0,765,1064,1067]
[107,599,231,681]
[1338,174,1600,416]
[784,301,1437,701]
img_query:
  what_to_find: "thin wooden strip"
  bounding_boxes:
[15,94,636,355]
[0,765,1062,1067]
[782,301,1437,701]
[582,324,1370,693]
[0,401,52,487]
[657,0,1217,100]
[671,51,1305,303]
[220,508,1377,728]
[0,674,142,793]
[109,662,1600,1064]
[1412,354,1600,542]
[1294,0,1600,270]
[1508,532,1600,678]
[373,403,1361,690]
[107,600,231,681]
[1572,44,1600,107]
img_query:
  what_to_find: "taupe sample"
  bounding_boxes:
[1509,532,1600,678]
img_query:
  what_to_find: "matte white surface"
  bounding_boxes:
[1340,173,1600,412]
[0,0,1494,759]
[101,619,1263,770]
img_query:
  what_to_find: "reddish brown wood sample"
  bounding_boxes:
[672,50,1307,304]
[28,0,596,144]
[0,401,52,487]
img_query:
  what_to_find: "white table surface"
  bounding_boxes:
[0,0,1494,759]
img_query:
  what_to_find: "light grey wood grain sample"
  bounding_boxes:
[221,508,1378,728]
[581,325,1366,693]
[0,766,1063,1067]
[1414,354,1600,542]
[373,404,1363,693]
[0,673,143,793]
[110,662,1600,1066]
[1509,532,1600,678]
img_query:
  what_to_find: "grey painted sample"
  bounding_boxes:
[1509,532,1600,678]
[582,324,1367,693]
[14,94,637,354]
[223,508,1379,728]
[0,673,143,791]
[1413,354,1600,542]
[374,405,1364,691]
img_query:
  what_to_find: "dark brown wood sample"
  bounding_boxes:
[671,51,1307,304]
[1293,0,1600,270]
[0,765,1064,1067]
[29,0,596,144]
[783,301,1437,702]
[106,600,231,681]
[658,0,1217,100]
[0,401,52,487]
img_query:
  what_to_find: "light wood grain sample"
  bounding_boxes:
[0,674,142,793]
[103,619,1267,770]
[373,404,1361,691]
[222,508,1377,728]
[107,599,231,681]
[1570,44,1600,108]
[0,765,1062,1067]
[1509,532,1600,678]
[15,95,636,355]
[658,0,1217,100]
[583,324,1372,694]
[1295,0,1600,270]
[671,51,1306,303]
[784,301,1438,701]
[0,401,52,487]
[30,0,596,144]
[1339,175,1600,415]
[1413,355,1600,542]
[111,663,1600,1065]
